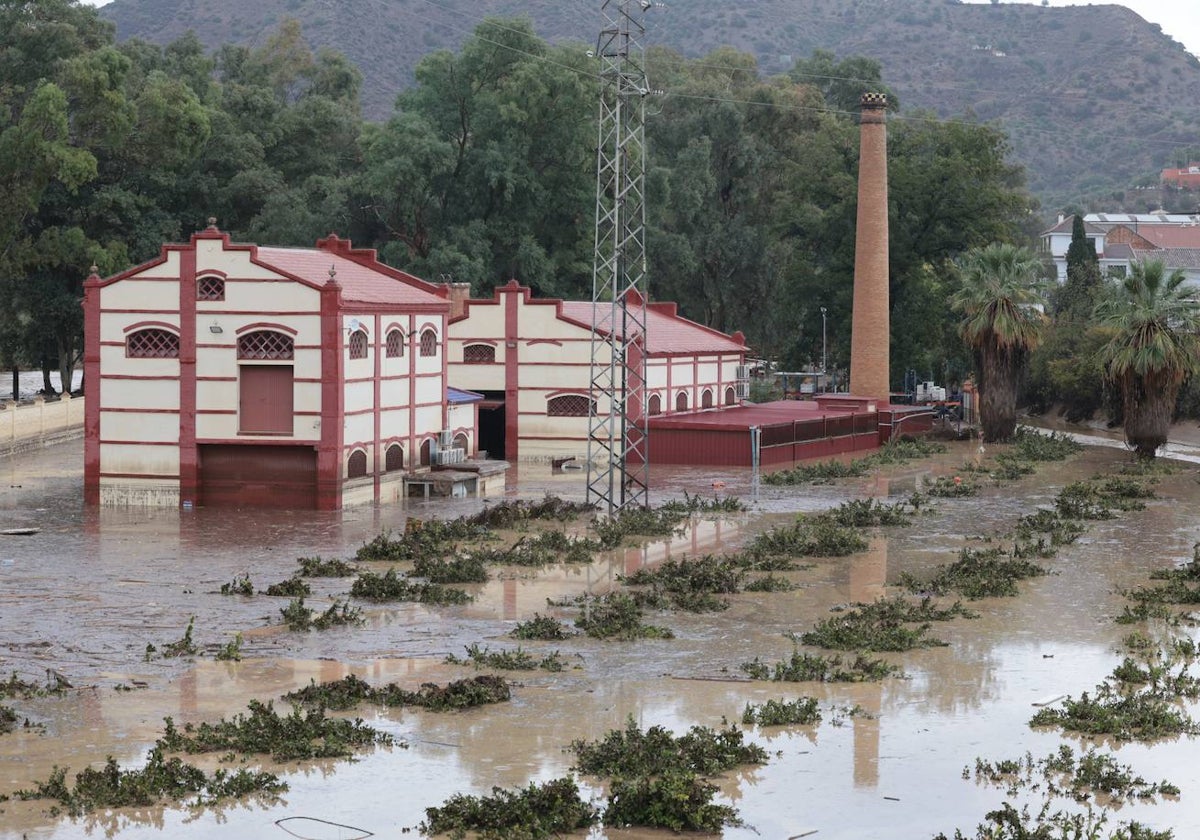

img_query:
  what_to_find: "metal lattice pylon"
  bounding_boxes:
[586,0,651,514]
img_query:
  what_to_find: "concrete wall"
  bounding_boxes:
[0,396,85,455]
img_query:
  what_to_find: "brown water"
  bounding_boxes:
[1,441,1199,839]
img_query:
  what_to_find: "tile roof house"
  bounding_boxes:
[83,225,474,509]
[1040,213,1200,285]
[446,281,748,461]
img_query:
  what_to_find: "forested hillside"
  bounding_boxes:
[98,0,1200,208]
[1,3,1033,395]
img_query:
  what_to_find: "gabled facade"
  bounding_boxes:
[446,281,747,461]
[83,225,459,509]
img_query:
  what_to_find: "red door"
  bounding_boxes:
[198,445,317,508]
[240,365,294,434]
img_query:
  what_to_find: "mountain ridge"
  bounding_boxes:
[98,0,1200,212]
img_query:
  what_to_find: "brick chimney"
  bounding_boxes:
[849,92,891,405]
[445,281,471,319]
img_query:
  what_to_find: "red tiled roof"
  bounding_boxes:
[256,246,447,308]
[1128,226,1200,249]
[558,301,745,355]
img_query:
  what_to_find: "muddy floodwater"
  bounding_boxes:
[2,438,1200,839]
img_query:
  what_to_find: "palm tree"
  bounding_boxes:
[951,243,1048,442]
[1095,259,1200,458]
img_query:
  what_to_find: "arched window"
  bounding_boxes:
[725,386,737,406]
[126,328,179,359]
[348,329,368,360]
[463,343,495,364]
[238,330,294,360]
[386,329,404,358]
[347,450,367,478]
[648,394,662,416]
[547,394,594,417]
[419,328,437,357]
[197,275,225,301]
[675,391,689,412]
[702,389,714,409]
[419,438,432,466]
[452,433,469,451]
[385,443,405,471]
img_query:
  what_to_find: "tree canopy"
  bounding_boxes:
[0,5,1037,398]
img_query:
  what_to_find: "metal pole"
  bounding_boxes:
[820,307,827,391]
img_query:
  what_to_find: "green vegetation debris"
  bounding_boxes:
[284,674,511,712]
[797,596,976,651]
[659,492,747,514]
[901,546,1049,599]
[510,614,573,640]
[410,553,489,583]
[571,593,674,640]
[350,568,472,604]
[14,748,286,816]
[971,744,1180,803]
[215,633,243,662]
[159,700,392,760]
[296,556,358,577]
[219,574,254,596]
[742,697,821,726]
[422,777,597,839]
[925,476,978,497]
[465,496,597,529]
[749,515,868,558]
[741,649,900,682]
[264,576,311,598]
[444,644,568,672]
[762,438,947,486]
[603,771,741,832]
[570,716,767,778]
[593,507,688,548]
[160,617,199,658]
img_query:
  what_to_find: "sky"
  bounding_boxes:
[78,0,1200,58]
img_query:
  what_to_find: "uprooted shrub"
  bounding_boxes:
[159,700,392,760]
[444,644,568,673]
[510,614,573,641]
[571,593,674,640]
[283,674,510,713]
[350,568,472,605]
[797,596,976,652]
[570,717,767,778]
[742,697,821,727]
[296,556,358,577]
[465,496,597,529]
[603,771,742,832]
[749,515,868,558]
[421,777,598,840]
[13,747,287,816]
[740,648,900,683]
[901,546,1048,599]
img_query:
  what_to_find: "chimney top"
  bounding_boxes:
[860,92,888,110]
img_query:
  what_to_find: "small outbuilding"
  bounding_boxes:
[83,225,466,509]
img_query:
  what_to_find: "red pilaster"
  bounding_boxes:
[504,284,520,461]
[178,248,198,505]
[408,313,417,460]
[82,268,103,504]
[373,312,382,503]
[317,278,344,510]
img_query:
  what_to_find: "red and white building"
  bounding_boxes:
[446,281,748,461]
[83,225,474,509]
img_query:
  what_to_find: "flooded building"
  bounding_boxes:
[83,225,465,510]
[446,280,749,461]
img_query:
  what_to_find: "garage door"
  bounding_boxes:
[198,445,317,508]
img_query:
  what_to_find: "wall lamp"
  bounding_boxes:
[209,323,223,334]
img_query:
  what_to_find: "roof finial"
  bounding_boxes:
[206,217,218,230]
[327,265,338,285]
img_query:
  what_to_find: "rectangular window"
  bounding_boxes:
[240,365,294,434]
